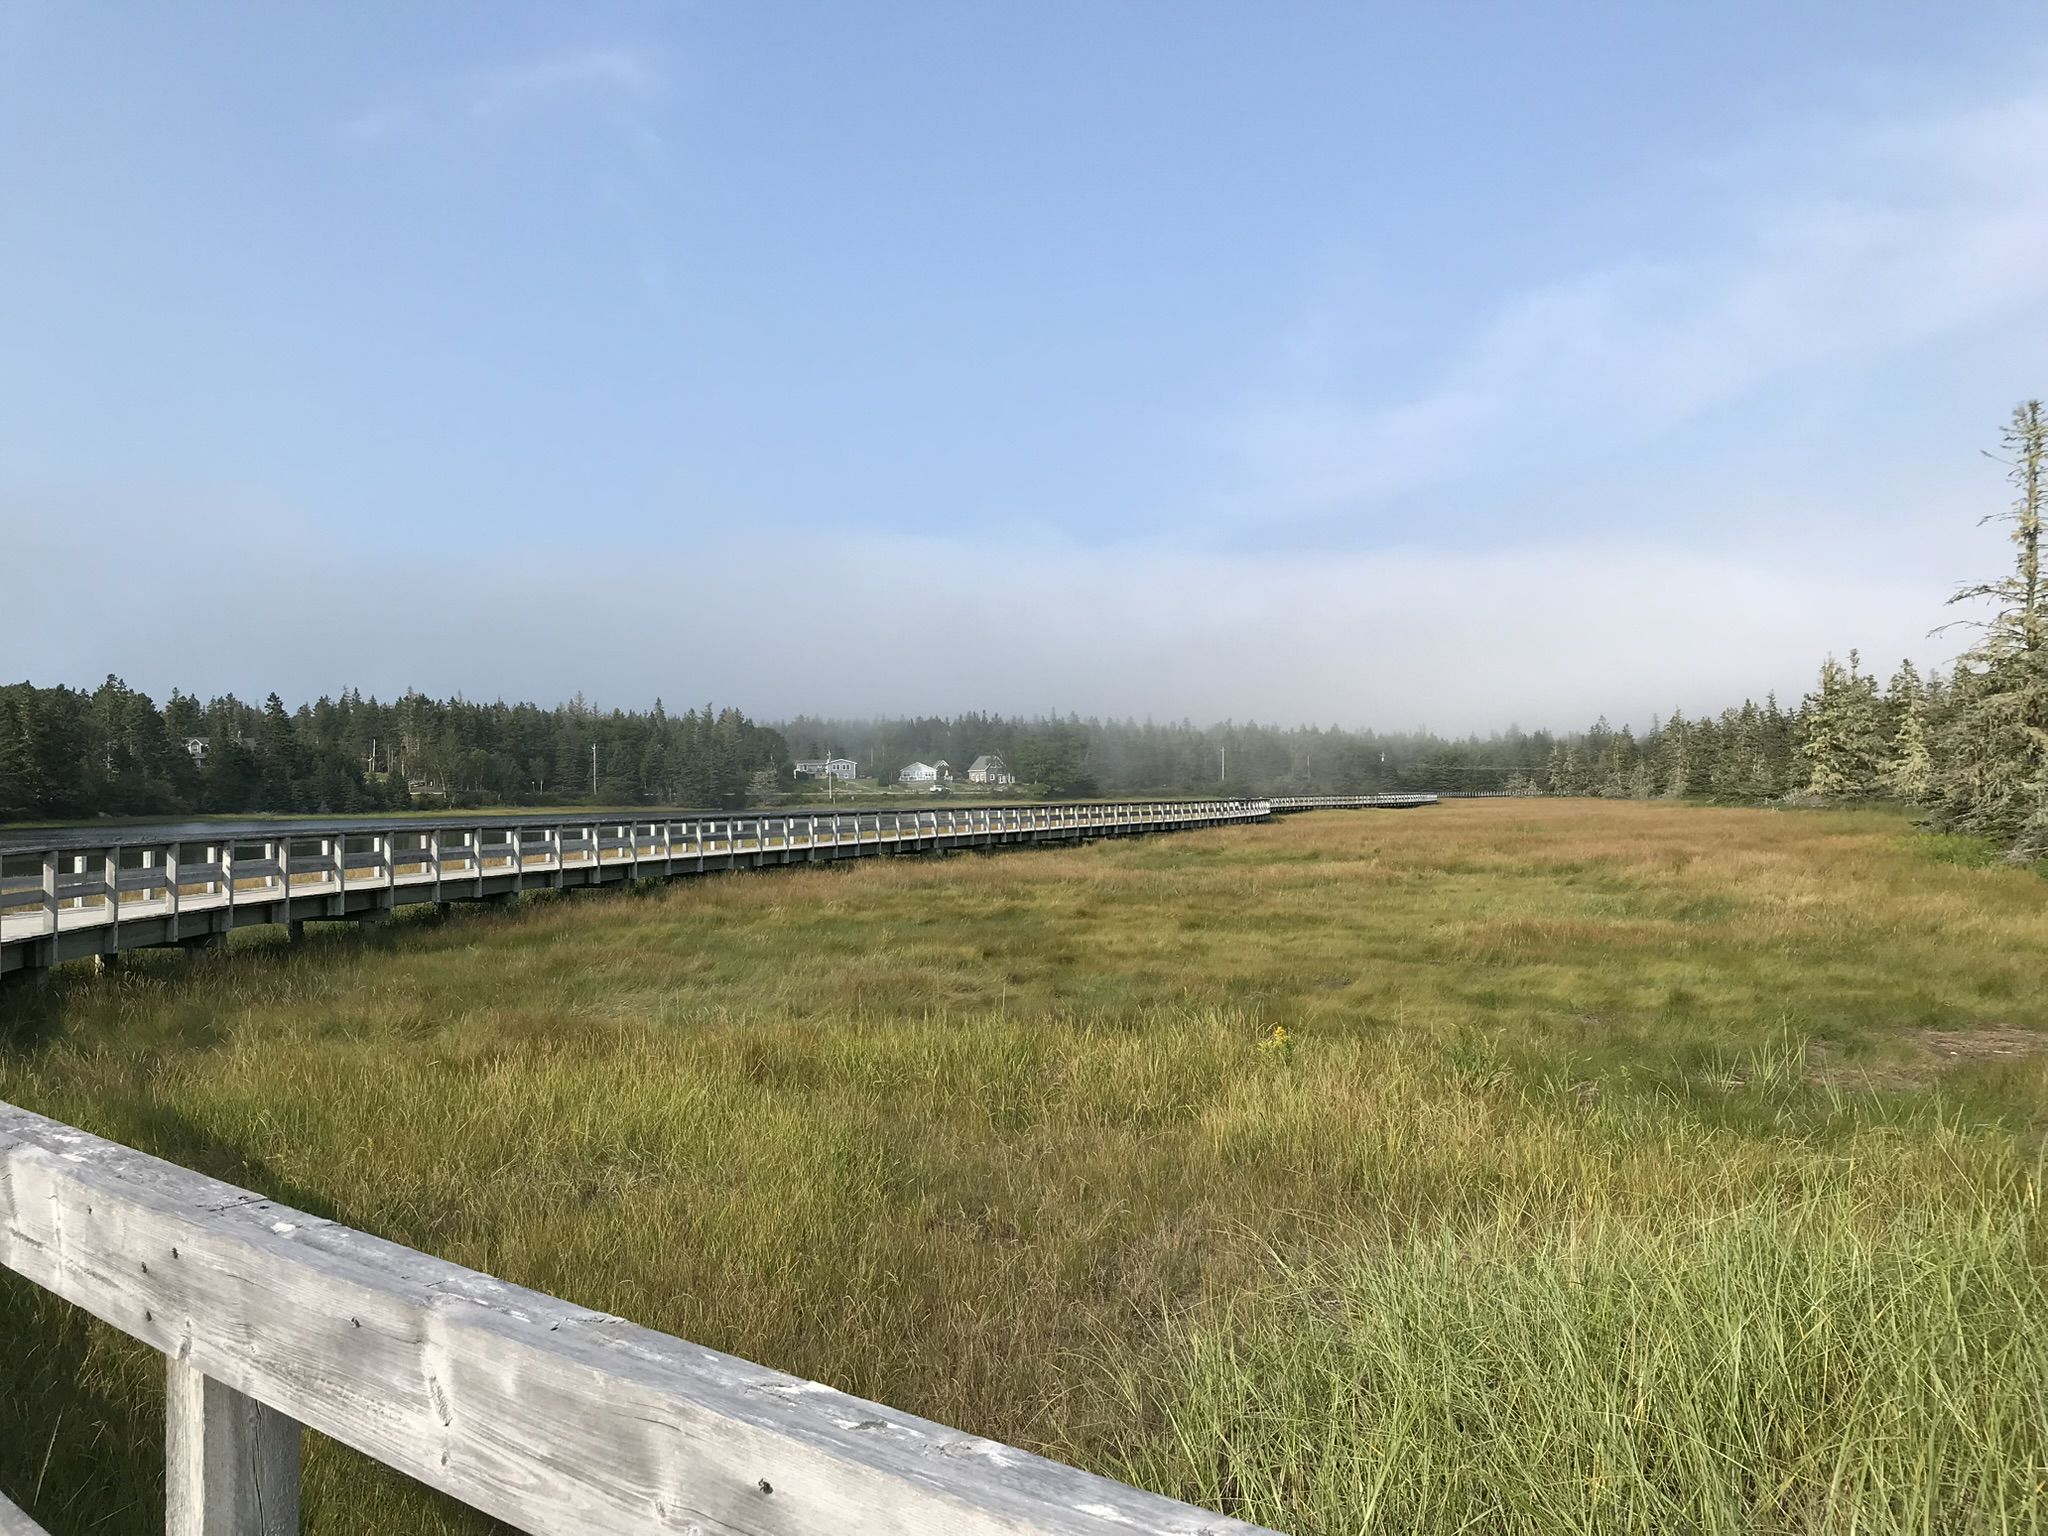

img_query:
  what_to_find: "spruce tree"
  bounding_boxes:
[1711,703,1769,801]
[1938,401,2048,850]
[1797,653,1884,797]
[1887,679,1937,802]
[1881,661,1935,802]
[1660,710,1690,799]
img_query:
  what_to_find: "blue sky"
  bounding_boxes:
[5,3,2045,731]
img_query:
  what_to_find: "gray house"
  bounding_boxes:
[966,754,1015,786]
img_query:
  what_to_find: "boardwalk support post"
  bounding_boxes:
[166,1359,302,1536]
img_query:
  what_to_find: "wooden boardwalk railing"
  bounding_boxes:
[0,796,1432,979]
[0,1100,1277,1535]
[1267,794,1437,811]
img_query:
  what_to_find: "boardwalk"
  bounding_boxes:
[0,796,1434,977]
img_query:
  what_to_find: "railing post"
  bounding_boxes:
[104,846,120,930]
[41,848,58,937]
[166,1358,301,1536]
[165,842,181,941]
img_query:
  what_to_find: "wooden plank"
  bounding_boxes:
[0,1488,52,1536]
[0,1102,1274,1536]
[166,1358,302,1536]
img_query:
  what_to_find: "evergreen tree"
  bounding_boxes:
[1797,652,1884,797]
[1659,711,1691,799]
[0,691,45,817]
[1881,661,1935,802]
[1544,742,1569,794]
[1710,704,1765,800]
[1886,674,1938,802]
[1937,400,2048,851]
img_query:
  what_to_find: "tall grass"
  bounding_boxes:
[1,800,2044,1532]
[1111,1197,2048,1534]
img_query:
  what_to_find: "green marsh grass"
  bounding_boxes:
[1,800,2044,1532]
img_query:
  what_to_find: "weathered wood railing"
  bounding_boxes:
[1267,794,1438,811]
[0,1100,1275,1535]
[0,795,1435,979]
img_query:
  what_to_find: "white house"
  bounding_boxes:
[794,757,857,781]
[966,753,1015,786]
[898,760,952,785]
[182,736,208,764]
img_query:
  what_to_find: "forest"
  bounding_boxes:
[0,688,789,820]
[3,403,2040,857]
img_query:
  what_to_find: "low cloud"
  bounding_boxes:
[1229,90,2048,518]
[7,500,1958,736]
[337,104,418,146]
[466,47,660,120]
[337,45,663,147]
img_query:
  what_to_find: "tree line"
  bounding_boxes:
[0,686,789,819]
[4,403,2040,856]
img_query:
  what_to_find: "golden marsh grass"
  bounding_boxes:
[1,800,2044,1532]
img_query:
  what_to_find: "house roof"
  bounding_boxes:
[968,754,1005,771]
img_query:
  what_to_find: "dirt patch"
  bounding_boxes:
[1810,1026,2048,1089]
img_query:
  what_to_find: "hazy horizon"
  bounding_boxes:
[0,662,1888,749]
[6,4,2044,732]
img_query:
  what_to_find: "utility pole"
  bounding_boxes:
[591,743,598,798]
[1219,745,1226,782]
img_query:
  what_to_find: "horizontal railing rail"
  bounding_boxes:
[1268,793,1439,811]
[0,1100,1273,1535]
